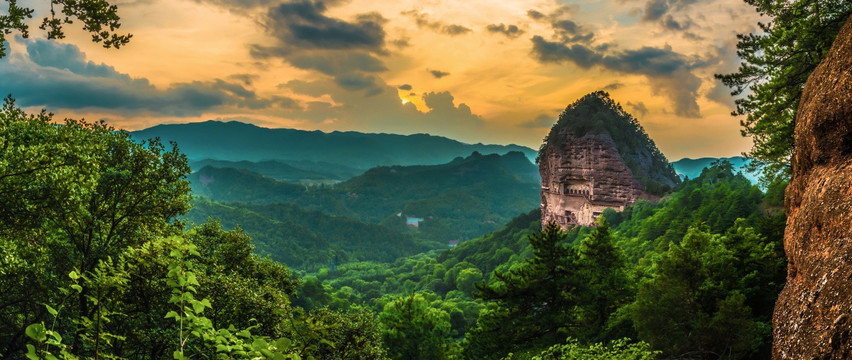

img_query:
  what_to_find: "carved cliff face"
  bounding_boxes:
[772,16,852,360]
[539,132,644,228]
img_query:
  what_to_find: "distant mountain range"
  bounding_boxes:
[131,120,537,170]
[671,156,759,184]
[187,151,541,250]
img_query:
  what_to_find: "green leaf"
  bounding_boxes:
[25,323,47,342]
[186,272,199,286]
[70,284,83,293]
[165,311,179,320]
[274,337,292,350]
[319,338,334,347]
[44,304,58,316]
[68,270,79,280]
[25,344,38,360]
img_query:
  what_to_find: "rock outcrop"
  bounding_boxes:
[772,16,852,360]
[539,92,679,228]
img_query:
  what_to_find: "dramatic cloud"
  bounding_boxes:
[530,36,602,68]
[627,101,649,117]
[662,15,693,31]
[603,82,624,91]
[1,39,291,115]
[280,77,484,141]
[263,0,386,52]
[641,0,702,30]
[288,51,387,75]
[429,69,450,79]
[0,0,765,159]
[527,9,546,20]
[228,73,260,86]
[420,91,484,134]
[486,23,524,39]
[531,36,704,118]
[402,10,472,36]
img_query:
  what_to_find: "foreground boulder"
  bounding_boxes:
[773,16,852,360]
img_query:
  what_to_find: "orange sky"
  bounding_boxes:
[0,0,764,160]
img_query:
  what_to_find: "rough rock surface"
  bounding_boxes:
[772,16,852,360]
[539,133,644,227]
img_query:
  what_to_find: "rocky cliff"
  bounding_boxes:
[539,92,679,228]
[772,16,852,360]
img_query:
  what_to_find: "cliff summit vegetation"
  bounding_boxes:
[540,91,680,196]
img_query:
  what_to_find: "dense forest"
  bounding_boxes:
[0,92,785,359]
[2,0,848,358]
[185,151,541,270]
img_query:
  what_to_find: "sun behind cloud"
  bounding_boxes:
[0,0,761,160]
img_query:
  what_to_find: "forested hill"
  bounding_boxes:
[131,120,536,169]
[541,91,680,192]
[188,151,541,243]
[671,156,759,184]
[304,161,786,359]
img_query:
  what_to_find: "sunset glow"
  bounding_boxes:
[0,0,764,159]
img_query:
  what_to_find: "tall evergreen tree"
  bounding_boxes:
[716,0,852,183]
[464,221,581,359]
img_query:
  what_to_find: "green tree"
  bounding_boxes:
[465,221,580,359]
[715,0,852,183]
[0,97,190,356]
[576,218,632,341]
[455,267,483,296]
[0,0,131,58]
[297,306,389,360]
[632,225,759,359]
[379,293,451,360]
[506,337,659,360]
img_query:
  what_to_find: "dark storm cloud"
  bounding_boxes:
[530,36,703,117]
[398,84,413,91]
[402,10,472,36]
[429,69,450,79]
[0,39,293,116]
[264,0,386,51]
[486,23,524,38]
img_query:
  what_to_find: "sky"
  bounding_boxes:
[0,0,764,160]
